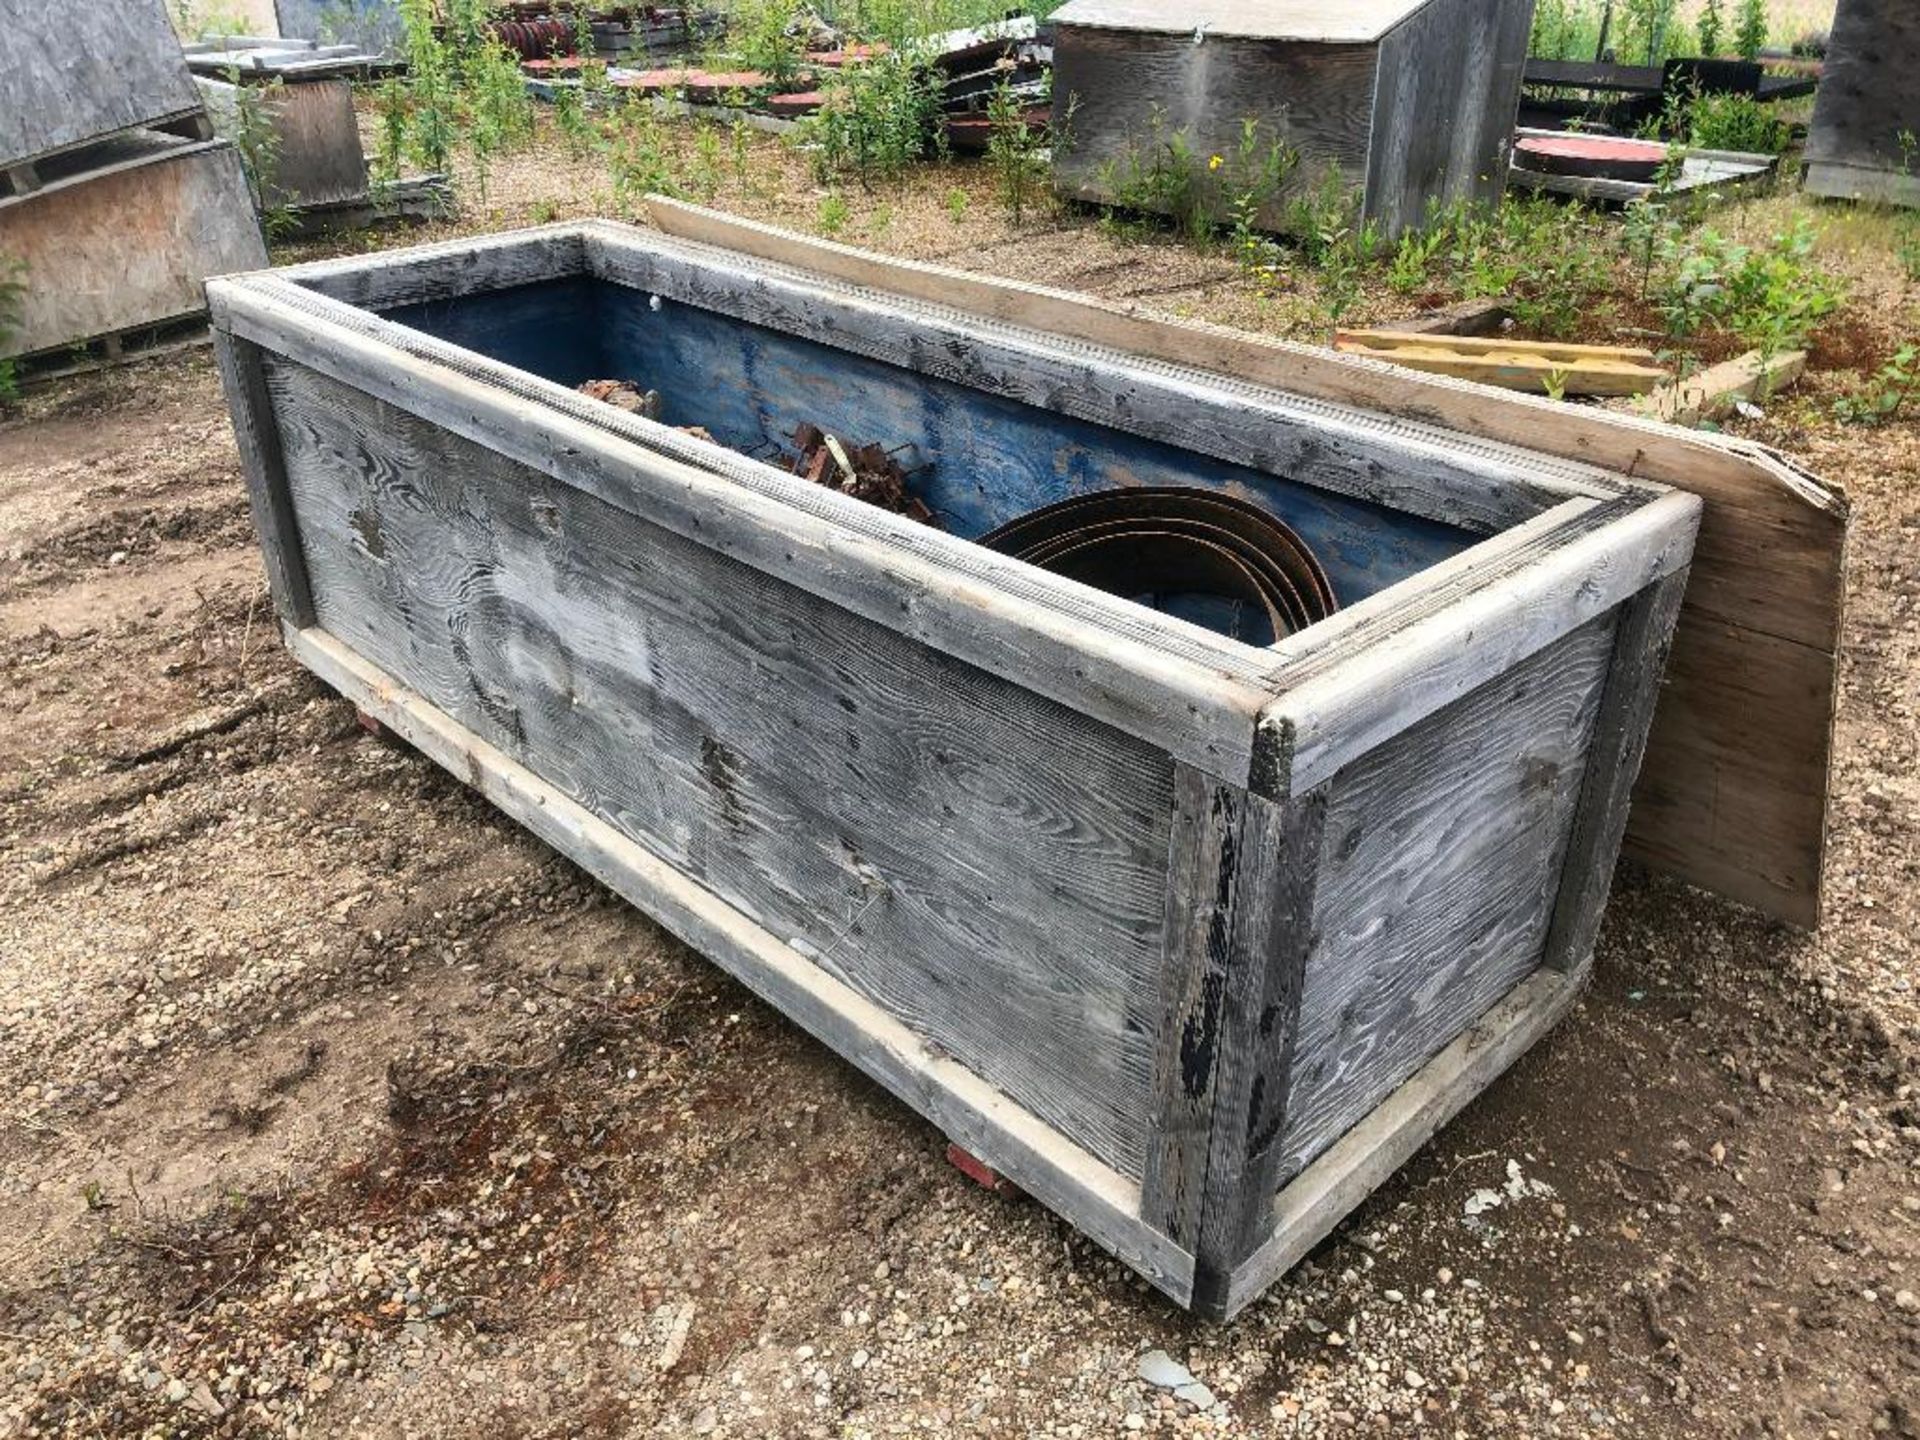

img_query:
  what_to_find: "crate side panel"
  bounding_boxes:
[1050,28,1378,229]
[0,0,203,169]
[1366,0,1535,236]
[0,143,268,358]
[264,357,1175,1181]
[1277,613,1616,1179]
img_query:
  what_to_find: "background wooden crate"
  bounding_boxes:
[1049,0,1537,239]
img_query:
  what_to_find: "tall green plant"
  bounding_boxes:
[1734,0,1768,59]
[1696,0,1725,55]
[802,50,945,183]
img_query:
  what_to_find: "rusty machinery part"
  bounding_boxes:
[979,488,1338,647]
[489,17,579,57]
[1513,135,1671,182]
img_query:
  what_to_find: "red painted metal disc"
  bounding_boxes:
[1515,135,1670,182]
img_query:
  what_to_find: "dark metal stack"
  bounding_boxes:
[981,489,1337,646]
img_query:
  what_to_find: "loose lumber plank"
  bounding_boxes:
[1378,297,1513,337]
[1334,330,1668,398]
[640,200,1846,927]
[1634,350,1807,427]
[212,333,316,627]
[1223,964,1586,1318]
[1543,570,1691,973]
[287,622,1196,1302]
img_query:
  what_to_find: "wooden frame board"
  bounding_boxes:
[640,198,1845,929]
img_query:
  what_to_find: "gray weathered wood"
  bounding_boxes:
[0,138,267,360]
[0,0,205,170]
[1542,569,1690,973]
[212,333,316,627]
[1261,490,1701,797]
[196,74,369,209]
[213,274,1286,790]
[211,221,1704,1318]
[1142,772,1323,1302]
[1278,615,1615,1180]
[1050,0,1536,238]
[1222,963,1585,1318]
[285,225,586,310]
[288,621,1197,1302]
[266,356,1177,1181]
[1803,0,1920,208]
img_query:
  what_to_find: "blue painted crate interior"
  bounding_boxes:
[377,275,1478,621]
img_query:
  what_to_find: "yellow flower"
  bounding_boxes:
[1208,154,1224,171]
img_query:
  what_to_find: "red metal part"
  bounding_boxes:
[1514,134,1670,182]
[946,1142,1015,1194]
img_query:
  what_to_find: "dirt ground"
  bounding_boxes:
[3,130,1919,1440]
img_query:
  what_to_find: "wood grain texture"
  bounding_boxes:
[266,357,1177,1181]
[0,0,203,169]
[1223,964,1585,1318]
[1143,774,1323,1300]
[1049,0,1433,42]
[1803,0,1920,207]
[1264,491,1699,797]
[1622,615,1837,926]
[1364,0,1533,235]
[1277,615,1616,1180]
[0,140,266,359]
[213,275,1286,789]
[194,75,368,209]
[287,622,1197,1303]
[1635,349,1807,427]
[634,205,1845,927]
[1051,27,1377,230]
[212,332,316,627]
[1544,570,1689,972]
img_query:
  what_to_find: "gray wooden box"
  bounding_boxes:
[209,222,1699,1319]
[1049,0,1537,238]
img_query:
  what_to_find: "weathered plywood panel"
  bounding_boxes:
[266,358,1177,1182]
[0,0,203,169]
[196,75,368,208]
[0,139,267,359]
[1050,27,1378,229]
[1366,0,1535,235]
[1803,0,1920,207]
[1278,614,1615,1178]
[1048,0,1431,42]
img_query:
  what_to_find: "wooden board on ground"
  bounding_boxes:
[1378,296,1513,337]
[1335,329,1667,397]
[0,0,205,171]
[1635,350,1807,427]
[642,197,1847,928]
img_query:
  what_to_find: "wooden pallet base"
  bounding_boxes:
[1,110,216,199]
[281,175,454,238]
[14,315,212,388]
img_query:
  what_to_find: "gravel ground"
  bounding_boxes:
[1,127,1917,1438]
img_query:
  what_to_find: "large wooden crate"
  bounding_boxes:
[1049,0,1537,238]
[0,0,205,173]
[1803,0,1920,208]
[210,222,1699,1318]
[0,134,267,363]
